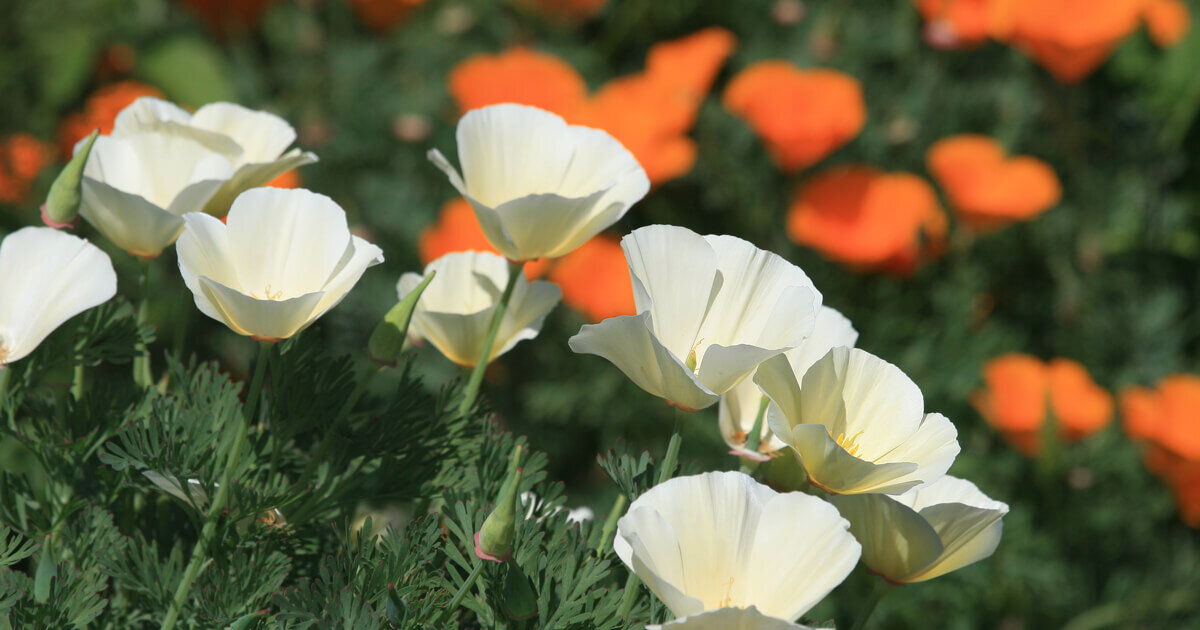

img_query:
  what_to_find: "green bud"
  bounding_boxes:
[385,585,409,626]
[502,561,538,621]
[367,271,435,366]
[475,444,524,563]
[41,129,99,229]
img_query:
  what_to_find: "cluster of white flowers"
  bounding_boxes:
[419,103,1009,628]
[7,96,1007,629]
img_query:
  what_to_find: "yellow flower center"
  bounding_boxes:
[831,429,866,458]
[719,576,736,608]
[251,285,283,301]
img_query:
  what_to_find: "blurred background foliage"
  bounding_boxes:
[2,0,1199,627]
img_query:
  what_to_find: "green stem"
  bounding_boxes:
[159,340,271,630]
[71,363,86,401]
[436,561,486,625]
[0,368,11,413]
[849,580,893,630]
[739,397,770,475]
[456,261,523,417]
[595,493,627,555]
[133,258,154,389]
[617,572,641,620]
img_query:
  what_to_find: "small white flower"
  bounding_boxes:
[0,227,116,366]
[615,472,860,625]
[830,475,1009,583]
[756,347,960,495]
[176,187,383,341]
[111,97,318,215]
[398,251,561,366]
[719,306,858,460]
[569,225,820,411]
[428,103,650,261]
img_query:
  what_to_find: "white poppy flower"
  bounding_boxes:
[398,251,561,366]
[176,187,383,341]
[720,306,858,460]
[111,97,318,215]
[569,225,820,411]
[650,607,829,630]
[428,103,650,261]
[615,472,860,625]
[756,347,960,496]
[79,131,235,257]
[0,227,117,366]
[829,475,1009,583]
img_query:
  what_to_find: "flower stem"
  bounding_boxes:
[159,340,271,630]
[436,560,486,625]
[71,363,86,401]
[739,396,770,475]
[456,261,523,417]
[849,579,893,630]
[133,258,154,389]
[595,493,627,554]
[296,361,383,490]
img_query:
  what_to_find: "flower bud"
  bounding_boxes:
[41,129,98,229]
[367,271,435,366]
[475,444,523,563]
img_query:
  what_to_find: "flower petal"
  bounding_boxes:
[197,276,325,339]
[493,276,561,359]
[177,212,240,325]
[482,189,610,260]
[202,148,319,216]
[872,413,960,489]
[111,97,192,135]
[827,492,944,583]
[622,225,720,359]
[454,104,576,207]
[309,235,385,321]
[569,312,719,411]
[80,179,186,257]
[191,102,298,164]
[787,423,920,495]
[787,306,858,377]
[653,606,823,630]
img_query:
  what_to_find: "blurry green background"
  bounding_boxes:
[2,0,1199,627]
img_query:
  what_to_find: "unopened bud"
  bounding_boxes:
[42,129,98,229]
[502,562,538,620]
[475,444,524,563]
[367,271,435,366]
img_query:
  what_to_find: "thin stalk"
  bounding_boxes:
[739,397,770,475]
[849,580,893,630]
[456,261,524,417]
[595,493,627,554]
[0,368,11,412]
[436,561,486,625]
[159,340,271,630]
[71,363,86,401]
[133,258,154,389]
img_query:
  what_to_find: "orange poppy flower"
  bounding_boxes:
[724,61,865,173]
[179,0,279,36]
[58,81,164,159]
[915,0,1017,48]
[927,134,1061,231]
[449,48,588,116]
[1170,465,1200,528]
[510,0,608,20]
[0,134,55,205]
[418,198,552,278]
[1143,0,1191,47]
[346,0,426,33]
[972,354,1112,455]
[1005,0,1145,82]
[787,166,945,274]
[549,233,634,322]
[265,170,301,189]
[1120,375,1200,460]
[446,29,735,185]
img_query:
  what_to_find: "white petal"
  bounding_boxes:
[0,228,116,363]
[202,149,319,216]
[697,342,789,397]
[787,424,921,495]
[569,312,719,411]
[409,308,499,366]
[622,225,720,360]
[756,354,810,438]
[454,104,576,208]
[828,493,944,583]
[898,476,1009,582]
[480,189,610,261]
[620,507,707,618]
[744,492,860,620]
[654,607,822,630]
[492,276,561,359]
[197,277,324,340]
[191,102,298,164]
[309,235,385,320]
[553,125,649,247]
[225,188,352,299]
[786,306,858,377]
[111,97,192,135]
[718,378,778,457]
[697,234,820,351]
[177,212,240,325]
[79,178,186,257]
[94,132,235,209]
[872,413,960,490]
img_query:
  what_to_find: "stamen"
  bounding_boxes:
[719,576,735,608]
[251,284,283,301]
[831,429,866,458]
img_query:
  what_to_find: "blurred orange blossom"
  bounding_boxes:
[1142,0,1192,47]
[927,134,1061,231]
[724,61,865,173]
[419,198,553,279]
[346,0,427,33]
[58,80,164,159]
[973,354,1113,455]
[787,166,945,274]
[0,134,55,205]
[1005,0,1145,82]
[549,233,635,322]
